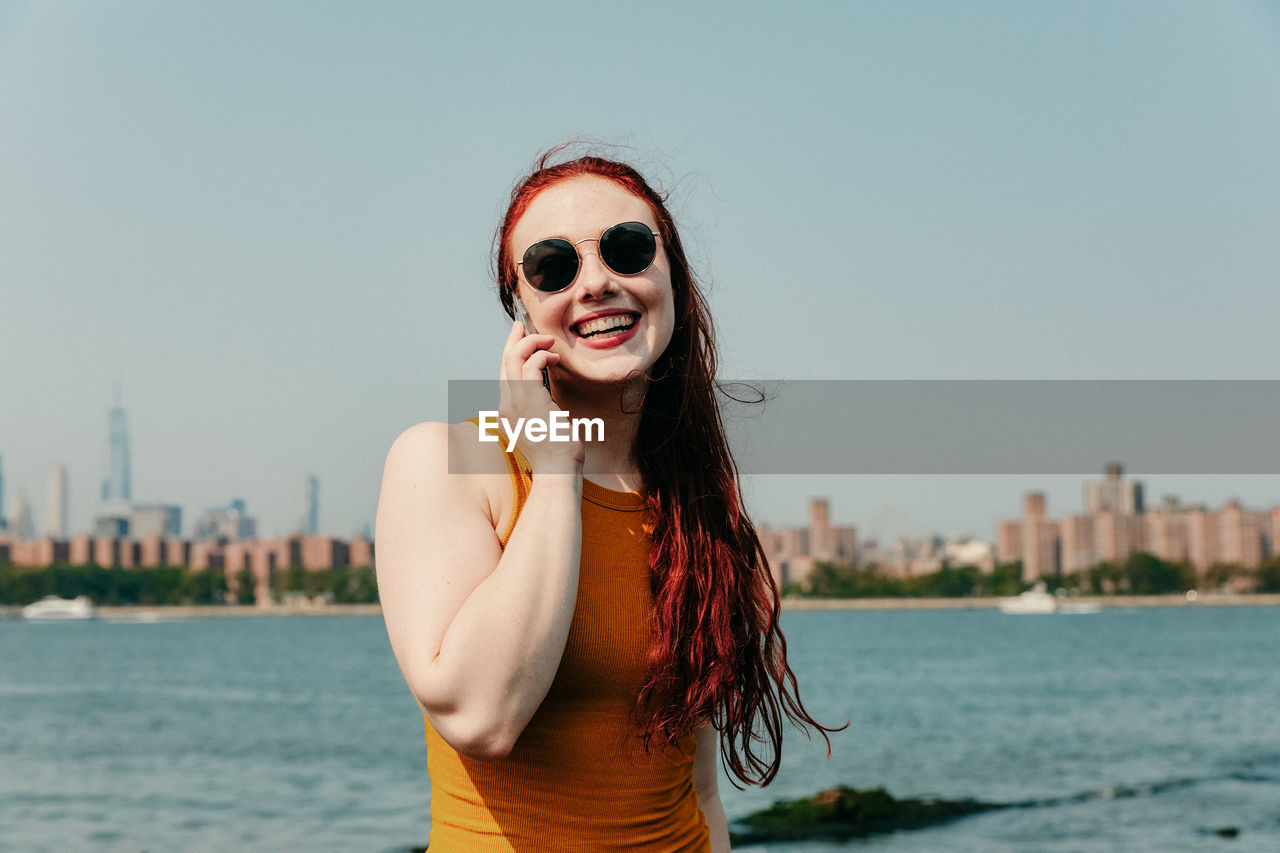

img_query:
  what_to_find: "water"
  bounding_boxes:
[2,607,1277,851]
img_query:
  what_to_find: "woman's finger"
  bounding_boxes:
[522,350,560,378]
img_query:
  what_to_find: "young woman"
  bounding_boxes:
[376,150,836,851]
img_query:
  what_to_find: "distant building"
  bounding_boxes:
[1144,496,1191,564]
[9,491,34,540]
[102,397,132,503]
[93,515,129,538]
[1219,499,1266,569]
[68,534,93,564]
[0,453,7,532]
[944,537,995,571]
[299,473,319,535]
[301,534,349,570]
[6,537,69,566]
[995,519,1021,565]
[1021,492,1060,582]
[46,464,68,539]
[195,499,257,542]
[1085,463,1143,515]
[886,534,995,577]
[1059,514,1096,573]
[761,498,858,589]
[130,504,182,538]
[997,465,1277,581]
[349,534,374,567]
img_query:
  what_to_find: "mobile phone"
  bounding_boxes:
[512,297,553,393]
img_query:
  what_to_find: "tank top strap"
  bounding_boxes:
[465,416,532,547]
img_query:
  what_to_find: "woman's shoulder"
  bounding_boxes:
[385,419,509,467]
[381,420,515,534]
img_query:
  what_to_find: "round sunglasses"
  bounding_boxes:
[517,221,661,293]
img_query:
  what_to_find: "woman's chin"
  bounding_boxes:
[554,361,653,393]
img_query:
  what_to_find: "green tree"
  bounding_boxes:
[910,565,981,598]
[985,562,1024,596]
[1121,553,1191,595]
[1086,561,1121,594]
[330,566,378,603]
[1203,562,1242,590]
[236,567,256,604]
[1255,556,1280,593]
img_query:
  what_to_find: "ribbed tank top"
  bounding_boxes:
[422,445,711,851]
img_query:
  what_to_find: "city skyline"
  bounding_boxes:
[4,2,1278,541]
[2,399,344,540]
[6,463,1276,601]
[4,391,1280,541]
[5,405,1278,555]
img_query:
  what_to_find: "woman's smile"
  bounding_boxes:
[571,309,641,347]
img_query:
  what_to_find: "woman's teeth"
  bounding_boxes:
[576,315,636,338]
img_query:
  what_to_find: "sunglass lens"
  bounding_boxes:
[600,222,657,275]
[523,239,578,292]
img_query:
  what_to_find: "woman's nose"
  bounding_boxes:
[574,246,615,299]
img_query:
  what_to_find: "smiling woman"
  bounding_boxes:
[374,148,839,851]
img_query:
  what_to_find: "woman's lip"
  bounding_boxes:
[574,317,641,349]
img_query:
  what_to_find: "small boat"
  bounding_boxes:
[998,584,1057,614]
[21,595,97,621]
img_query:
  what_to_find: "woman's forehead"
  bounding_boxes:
[513,176,657,244]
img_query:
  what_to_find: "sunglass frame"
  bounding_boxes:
[516,221,661,293]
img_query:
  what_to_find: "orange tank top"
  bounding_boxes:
[422,445,711,851]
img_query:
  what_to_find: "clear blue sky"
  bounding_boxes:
[3,0,1279,541]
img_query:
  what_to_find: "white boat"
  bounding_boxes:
[998,584,1057,614]
[21,595,97,621]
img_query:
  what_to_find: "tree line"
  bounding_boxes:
[792,552,1280,598]
[0,562,378,607]
[6,552,1279,605]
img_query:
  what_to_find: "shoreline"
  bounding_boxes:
[781,592,1280,610]
[6,593,1280,620]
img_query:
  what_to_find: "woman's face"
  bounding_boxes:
[510,176,676,388]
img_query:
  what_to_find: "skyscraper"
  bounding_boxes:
[300,473,319,534]
[46,464,67,538]
[102,399,132,504]
[11,490,34,540]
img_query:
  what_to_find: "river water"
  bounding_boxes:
[2,606,1277,851]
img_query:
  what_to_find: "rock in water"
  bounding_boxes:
[729,786,1003,845]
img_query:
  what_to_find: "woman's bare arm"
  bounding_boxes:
[378,320,584,759]
[376,415,583,760]
[694,724,731,852]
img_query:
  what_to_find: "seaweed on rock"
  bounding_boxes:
[729,786,1002,845]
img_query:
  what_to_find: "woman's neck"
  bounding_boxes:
[550,378,646,493]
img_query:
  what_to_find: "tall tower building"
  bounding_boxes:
[1021,491,1061,581]
[102,397,132,504]
[0,454,7,532]
[300,473,319,534]
[46,464,68,538]
[809,498,832,560]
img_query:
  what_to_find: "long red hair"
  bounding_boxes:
[495,147,841,787]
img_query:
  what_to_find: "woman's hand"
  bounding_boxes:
[498,320,585,474]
